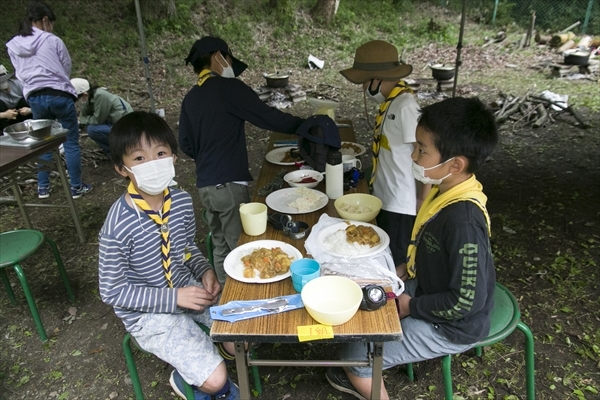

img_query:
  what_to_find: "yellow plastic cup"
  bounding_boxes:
[239,202,268,236]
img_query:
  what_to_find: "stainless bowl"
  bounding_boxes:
[3,119,54,141]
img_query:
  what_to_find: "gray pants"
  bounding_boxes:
[342,279,474,378]
[130,278,221,387]
[198,182,250,285]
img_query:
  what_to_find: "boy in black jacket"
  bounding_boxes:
[327,97,499,400]
[179,36,304,285]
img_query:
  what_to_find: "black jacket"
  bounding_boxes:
[179,75,304,188]
[408,201,496,344]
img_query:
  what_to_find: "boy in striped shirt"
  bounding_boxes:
[98,111,239,399]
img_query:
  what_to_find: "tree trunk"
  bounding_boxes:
[312,0,340,24]
[535,33,552,44]
[549,32,575,48]
[557,39,576,53]
[524,12,535,48]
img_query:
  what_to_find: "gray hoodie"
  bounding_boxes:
[6,27,76,100]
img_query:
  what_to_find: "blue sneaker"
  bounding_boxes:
[169,370,210,400]
[38,186,51,199]
[71,182,93,199]
[169,370,240,400]
[216,379,240,400]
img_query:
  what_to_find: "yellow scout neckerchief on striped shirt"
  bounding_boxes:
[128,182,174,288]
[370,80,413,184]
[405,174,491,278]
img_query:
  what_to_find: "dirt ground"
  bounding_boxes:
[1,44,599,400]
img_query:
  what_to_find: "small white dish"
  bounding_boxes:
[284,170,324,189]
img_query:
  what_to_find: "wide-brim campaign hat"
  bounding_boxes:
[185,36,248,77]
[340,40,412,84]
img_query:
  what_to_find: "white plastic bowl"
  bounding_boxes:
[284,170,324,189]
[301,276,362,326]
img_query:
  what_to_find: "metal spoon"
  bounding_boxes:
[221,298,288,316]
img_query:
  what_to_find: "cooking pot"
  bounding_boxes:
[263,71,291,87]
[429,64,455,81]
[563,49,590,66]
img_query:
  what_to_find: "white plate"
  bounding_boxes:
[265,146,301,166]
[316,221,390,258]
[224,240,302,283]
[266,188,329,215]
[340,142,367,157]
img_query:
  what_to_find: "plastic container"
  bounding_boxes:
[325,150,343,200]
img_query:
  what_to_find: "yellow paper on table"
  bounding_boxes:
[297,325,334,342]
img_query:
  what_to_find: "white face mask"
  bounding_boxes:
[126,157,175,195]
[411,158,455,185]
[364,80,386,103]
[217,53,235,78]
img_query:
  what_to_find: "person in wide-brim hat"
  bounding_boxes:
[340,40,413,84]
[335,40,425,343]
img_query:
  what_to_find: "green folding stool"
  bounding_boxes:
[405,283,535,399]
[0,229,75,342]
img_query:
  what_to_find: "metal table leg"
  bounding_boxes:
[11,183,33,229]
[235,342,251,400]
[370,342,384,400]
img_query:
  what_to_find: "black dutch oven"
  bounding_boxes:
[263,72,290,87]
[429,64,455,80]
[563,50,591,66]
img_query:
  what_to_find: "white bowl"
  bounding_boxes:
[284,170,324,189]
[301,276,362,326]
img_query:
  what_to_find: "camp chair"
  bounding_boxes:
[0,229,75,342]
[405,283,535,399]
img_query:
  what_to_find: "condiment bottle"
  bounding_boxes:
[325,150,343,200]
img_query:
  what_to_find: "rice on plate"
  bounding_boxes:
[287,187,322,212]
[322,230,374,256]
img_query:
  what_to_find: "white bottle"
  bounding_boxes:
[325,150,343,200]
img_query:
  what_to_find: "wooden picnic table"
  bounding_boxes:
[210,121,402,400]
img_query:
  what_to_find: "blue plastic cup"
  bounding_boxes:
[290,259,321,293]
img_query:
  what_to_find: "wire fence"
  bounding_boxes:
[436,0,598,35]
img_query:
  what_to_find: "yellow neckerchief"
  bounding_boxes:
[197,68,214,86]
[127,182,174,288]
[405,174,491,278]
[370,80,414,185]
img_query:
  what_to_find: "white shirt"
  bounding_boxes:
[372,92,420,216]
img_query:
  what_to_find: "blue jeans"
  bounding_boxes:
[86,123,111,155]
[28,94,82,188]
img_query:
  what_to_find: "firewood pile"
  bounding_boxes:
[483,17,599,81]
[253,84,306,109]
[491,89,590,130]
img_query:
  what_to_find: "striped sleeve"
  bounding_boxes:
[98,196,178,317]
